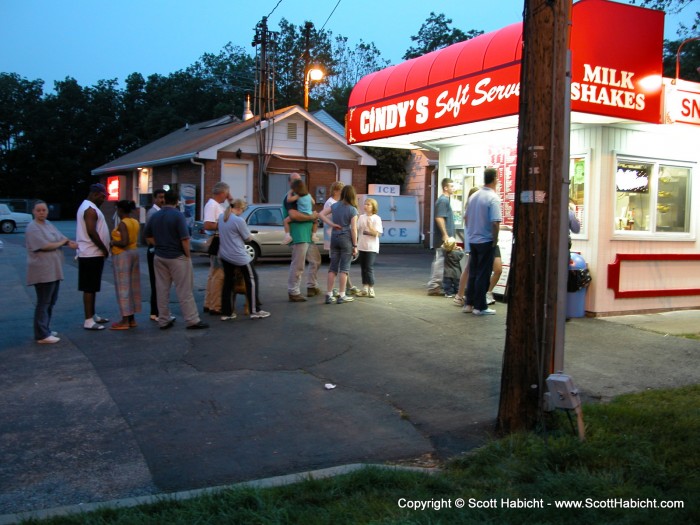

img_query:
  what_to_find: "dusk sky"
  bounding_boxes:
[0,0,695,91]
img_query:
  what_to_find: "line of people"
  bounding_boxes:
[25,176,389,343]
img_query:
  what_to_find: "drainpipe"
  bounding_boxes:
[271,154,339,181]
[191,157,205,220]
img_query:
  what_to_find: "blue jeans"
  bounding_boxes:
[359,251,377,286]
[34,281,60,340]
[466,242,495,311]
[329,234,353,274]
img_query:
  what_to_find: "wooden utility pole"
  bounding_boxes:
[496,0,573,434]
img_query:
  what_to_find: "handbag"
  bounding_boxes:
[208,235,220,256]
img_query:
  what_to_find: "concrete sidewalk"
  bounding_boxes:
[1,232,699,520]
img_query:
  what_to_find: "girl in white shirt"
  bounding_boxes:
[356,198,383,297]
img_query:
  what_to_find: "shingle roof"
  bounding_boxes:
[92,107,290,175]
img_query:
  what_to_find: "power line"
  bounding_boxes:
[266,0,283,18]
[320,0,342,31]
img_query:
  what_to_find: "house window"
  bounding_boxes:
[287,123,297,140]
[614,158,692,235]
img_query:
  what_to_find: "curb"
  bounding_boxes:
[0,463,440,524]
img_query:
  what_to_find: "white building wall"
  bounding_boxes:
[575,124,700,315]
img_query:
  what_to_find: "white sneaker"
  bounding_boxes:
[37,335,60,344]
[220,314,237,321]
[368,288,375,298]
[462,305,474,313]
[281,234,293,245]
[486,292,496,305]
[473,308,496,316]
[250,310,271,319]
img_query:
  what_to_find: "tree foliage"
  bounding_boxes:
[631,0,699,33]
[403,12,483,60]
[364,147,412,186]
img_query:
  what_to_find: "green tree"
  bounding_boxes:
[403,12,483,60]
[631,0,698,33]
[364,146,411,186]
[273,19,335,110]
[663,38,700,81]
[0,73,44,196]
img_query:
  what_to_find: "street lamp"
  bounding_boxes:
[304,67,324,111]
[674,36,700,84]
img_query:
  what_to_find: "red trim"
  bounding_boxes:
[607,253,700,299]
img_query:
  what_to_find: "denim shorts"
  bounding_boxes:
[329,234,353,274]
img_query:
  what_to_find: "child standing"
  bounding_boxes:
[442,238,465,298]
[357,198,383,297]
[282,179,318,244]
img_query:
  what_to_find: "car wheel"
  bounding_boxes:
[246,242,260,263]
[1,221,15,234]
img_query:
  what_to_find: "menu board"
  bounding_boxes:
[488,145,518,227]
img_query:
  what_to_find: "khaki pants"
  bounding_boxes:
[287,243,321,295]
[203,255,224,312]
[154,255,201,327]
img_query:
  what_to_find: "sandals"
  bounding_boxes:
[84,322,105,331]
[94,316,110,324]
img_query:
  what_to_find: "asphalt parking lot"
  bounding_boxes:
[1,222,699,519]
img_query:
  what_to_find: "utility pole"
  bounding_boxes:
[252,16,276,201]
[496,0,573,434]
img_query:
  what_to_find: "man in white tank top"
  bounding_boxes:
[76,183,111,330]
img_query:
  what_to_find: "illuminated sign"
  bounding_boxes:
[346,0,665,144]
[107,176,120,201]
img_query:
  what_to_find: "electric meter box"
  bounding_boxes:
[546,373,581,409]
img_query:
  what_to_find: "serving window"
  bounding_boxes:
[614,158,692,235]
[569,155,588,238]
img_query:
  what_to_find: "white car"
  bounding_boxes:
[0,203,32,233]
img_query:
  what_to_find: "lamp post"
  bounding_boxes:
[304,67,324,111]
[674,36,700,84]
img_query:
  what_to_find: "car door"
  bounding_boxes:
[246,206,286,257]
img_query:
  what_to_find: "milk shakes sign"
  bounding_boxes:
[348,62,653,144]
[571,64,645,111]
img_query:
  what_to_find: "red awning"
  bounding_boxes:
[347,0,665,146]
[349,22,523,108]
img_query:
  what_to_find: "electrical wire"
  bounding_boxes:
[266,0,283,18]
[320,0,342,31]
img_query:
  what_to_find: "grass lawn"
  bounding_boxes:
[22,385,699,524]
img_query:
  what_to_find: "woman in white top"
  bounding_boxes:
[25,200,78,343]
[356,198,383,297]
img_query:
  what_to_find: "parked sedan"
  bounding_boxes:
[190,204,326,263]
[190,221,213,255]
[0,203,32,233]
